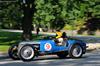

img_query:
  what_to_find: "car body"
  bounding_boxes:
[8,36,86,61]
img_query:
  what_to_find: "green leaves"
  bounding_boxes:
[0,0,99,30]
[0,1,22,29]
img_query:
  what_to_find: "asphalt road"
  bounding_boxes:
[0,49,100,66]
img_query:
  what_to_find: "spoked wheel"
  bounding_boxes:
[8,44,19,60]
[69,44,83,58]
[19,44,35,61]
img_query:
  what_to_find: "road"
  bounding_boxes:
[0,49,100,66]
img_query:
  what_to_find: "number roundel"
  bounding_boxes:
[44,43,52,51]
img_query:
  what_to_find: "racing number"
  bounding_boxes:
[46,44,50,49]
[44,43,52,51]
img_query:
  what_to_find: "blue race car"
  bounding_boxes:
[8,36,86,61]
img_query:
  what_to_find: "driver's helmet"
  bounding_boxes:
[56,30,62,39]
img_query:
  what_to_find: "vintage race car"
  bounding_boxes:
[8,36,86,61]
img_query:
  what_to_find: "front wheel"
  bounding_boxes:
[19,44,35,61]
[69,44,83,58]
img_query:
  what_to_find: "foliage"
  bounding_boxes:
[0,1,22,29]
[0,0,100,30]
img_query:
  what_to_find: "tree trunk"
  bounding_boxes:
[22,4,34,40]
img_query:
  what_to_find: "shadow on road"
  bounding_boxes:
[31,55,88,62]
[33,57,70,61]
[0,55,9,60]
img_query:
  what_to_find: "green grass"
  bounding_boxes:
[0,31,21,52]
[0,45,10,52]
[0,31,43,52]
[0,31,21,45]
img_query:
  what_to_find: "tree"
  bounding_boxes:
[0,0,99,35]
[34,0,67,31]
[0,1,22,29]
[34,0,55,29]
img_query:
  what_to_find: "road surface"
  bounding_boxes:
[0,49,100,66]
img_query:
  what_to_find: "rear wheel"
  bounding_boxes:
[69,44,83,58]
[57,51,68,58]
[8,44,19,60]
[19,44,35,61]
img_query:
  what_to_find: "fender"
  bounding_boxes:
[67,40,86,54]
[18,41,40,55]
[67,40,81,53]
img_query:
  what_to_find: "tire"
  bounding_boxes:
[69,44,83,58]
[19,44,35,61]
[8,44,19,60]
[57,51,68,58]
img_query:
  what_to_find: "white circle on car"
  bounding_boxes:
[44,43,52,51]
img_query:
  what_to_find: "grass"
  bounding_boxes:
[0,31,21,45]
[0,31,21,52]
[0,45,10,52]
[0,31,43,52]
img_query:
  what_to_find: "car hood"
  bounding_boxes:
[19,40,53,45]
